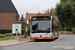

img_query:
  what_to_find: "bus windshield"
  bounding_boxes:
[31,20,51,33]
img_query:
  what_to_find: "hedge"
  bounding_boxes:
[0,29,29,35]
[72,28,75,33]
[59,28,64,31]
[59,27,72,31]
[0,34,6,38]
[0,29,11,34]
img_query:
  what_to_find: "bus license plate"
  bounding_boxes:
[39,37,43,39]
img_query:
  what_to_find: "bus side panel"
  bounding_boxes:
[52,18,59,38]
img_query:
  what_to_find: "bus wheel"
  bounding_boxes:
[56,36,59,39]
[56,37,58,39]
[56,32,59,39]
[52,35,55,41]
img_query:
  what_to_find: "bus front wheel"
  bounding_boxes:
[52,34,55,41]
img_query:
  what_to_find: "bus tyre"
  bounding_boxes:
[56,37,58,39]
[52,35,55,41]
[56,32,59,39]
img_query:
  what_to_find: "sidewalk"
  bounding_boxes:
[0,37,31,47]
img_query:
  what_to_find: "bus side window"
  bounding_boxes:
[52,21,54,25]
[52,21,54,29]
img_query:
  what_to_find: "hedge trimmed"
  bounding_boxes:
[59,27,72,31]
[0,29,11,34]
[0,34,6,38]
[72,28,75,33]
[0,29,29,35]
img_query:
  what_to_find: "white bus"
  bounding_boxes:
[27,16,59,41]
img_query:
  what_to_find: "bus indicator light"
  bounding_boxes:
[32,18,36,20]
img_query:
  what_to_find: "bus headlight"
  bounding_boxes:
[48,36,50,37]
[47,33,52,37]
[31,34,35,37]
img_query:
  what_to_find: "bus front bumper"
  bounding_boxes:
[30,36,53,39]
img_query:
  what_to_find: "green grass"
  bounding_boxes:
[0,35,30,41]
[0,36,12,41]
[27,35,30,37]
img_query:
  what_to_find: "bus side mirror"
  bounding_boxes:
[26,27,28,32]
[27,20,29,24]
[52,21,54,26]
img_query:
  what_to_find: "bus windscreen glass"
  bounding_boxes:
[31,20,51,33]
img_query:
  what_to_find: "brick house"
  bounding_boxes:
[0,0,19,29]
[25,12,38,23]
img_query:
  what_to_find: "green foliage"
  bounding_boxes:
[53,29,59,31]
[60,0,72,2]
[59,27,72,31]
[72,28,75,33]
[56,0,74,27]
[59,28,63,31]
[0,33,11,38]
[66,27,72,31]
[0,29,11,34]
[37,8,58,20]
[0,34,5,38]
[20,14,25,21]
[22,23,26,29]
[4,33,11,36]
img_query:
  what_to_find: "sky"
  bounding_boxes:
[11,0,60,18]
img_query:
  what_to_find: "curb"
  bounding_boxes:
[60,34,75,35]
[0,40,31,47]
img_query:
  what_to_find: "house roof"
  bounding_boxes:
[25,12,38,23]
[0,0,19,17]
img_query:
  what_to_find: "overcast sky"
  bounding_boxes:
[11,0,60,18]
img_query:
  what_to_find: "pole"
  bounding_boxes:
[64,23,66,34]
[65,24,66,34]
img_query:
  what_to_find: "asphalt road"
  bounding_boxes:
[0,35,75,50]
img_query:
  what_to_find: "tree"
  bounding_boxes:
[37,8,58,20]
[20,14,25,21]
[55,0,74,27]
[20,14,26,29]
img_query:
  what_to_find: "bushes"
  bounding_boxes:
[0,33,11,38]
[66,27,72,31]
[0,29,11,38]
[4,33,11,36]
[59,27,75,34]
[59,27,72,31]
[59,28,64,31]
[53,29,59,31]
[72,28,75,33]
[0,29,11,34]
[0,34,5,38]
